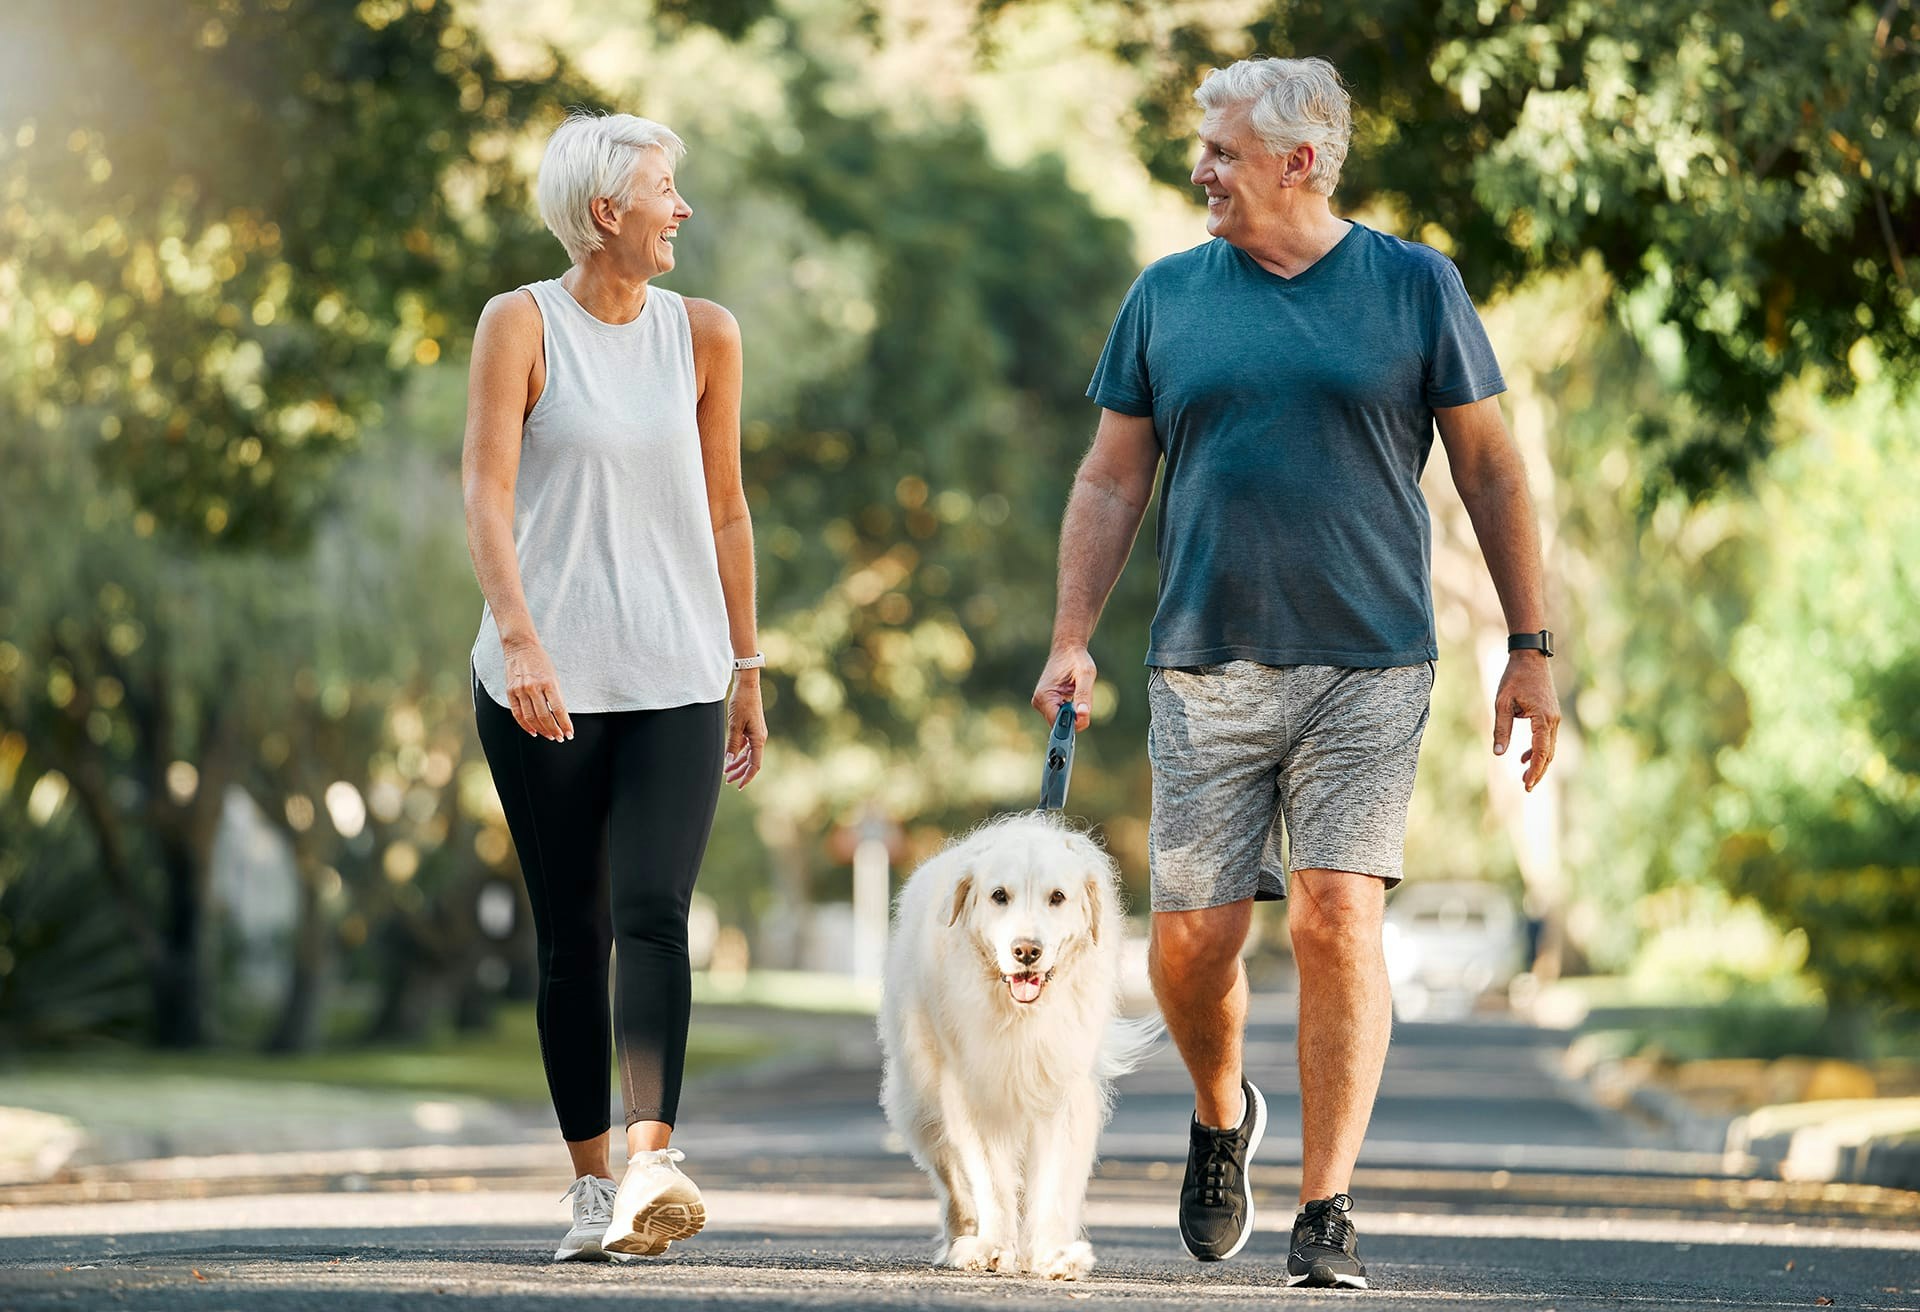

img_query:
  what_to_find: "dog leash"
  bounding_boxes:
[1037,701,1076,811]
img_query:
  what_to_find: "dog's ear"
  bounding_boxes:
[946,873,974,928]
[1062,827,1118,945]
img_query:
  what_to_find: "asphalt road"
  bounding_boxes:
[4,996,1917,1311]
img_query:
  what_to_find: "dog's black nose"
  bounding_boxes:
[1012,938,1042,967]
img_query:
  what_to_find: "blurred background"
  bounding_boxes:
[1,0,1917,1162]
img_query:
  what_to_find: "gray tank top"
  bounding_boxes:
[471,279,732,713]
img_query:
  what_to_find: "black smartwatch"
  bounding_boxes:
[1508,630,1555,657]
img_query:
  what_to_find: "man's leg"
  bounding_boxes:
[1144,661,1288,1262]
[1274,661,1429,1290]
[1149,899,1254,1128]
[1287,865,1390,1204]
[1153,897,1269,1263]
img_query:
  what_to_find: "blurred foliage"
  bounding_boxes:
[737,65,1146,851]
[0,0,581,1045]
[0,0,1150,1048]
[0,0,584,548]
[1013,0,1920,498]
[1529,293,1920,1028]
[9,1004,779,1106]
[0,789,149,1047]
[1713,397,1920,1024]
[3,0,1915,1062]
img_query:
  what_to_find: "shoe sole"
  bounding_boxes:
[555,1243,637,1264]
[1286,1271,1369,1289]
[1180,1081,1268,1263]
[602,1198,707,1257]
[555,1230,643,1263]
[554,1244,611,1262]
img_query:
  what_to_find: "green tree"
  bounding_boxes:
[1077,0,1920,495]
[1713,391,1920,1042]
[1,0,580,544]
[717,66,1152,923]
[0,0,576,1045]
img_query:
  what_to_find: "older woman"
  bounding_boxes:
[463,110,766,1262]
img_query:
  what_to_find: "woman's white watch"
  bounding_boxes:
[732,653,766,671]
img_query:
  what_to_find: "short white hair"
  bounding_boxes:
[1194,57,1351,196]
[536,111,687,265]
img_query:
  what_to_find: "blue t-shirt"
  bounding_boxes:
[1087,223,1506,669]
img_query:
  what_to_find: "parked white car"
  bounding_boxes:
[1382,881,1529,1021]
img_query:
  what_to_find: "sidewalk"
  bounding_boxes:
[0,992,883,1194]
[1543,992,1920,1193]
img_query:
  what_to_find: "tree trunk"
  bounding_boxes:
[141,652,240,1049]
[454,964,496,1033]
[363,917,453,1044]
[151,834,209,1048]
[265,859,330,1053]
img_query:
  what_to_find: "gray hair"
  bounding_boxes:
[536,111,687,265]
[1194,57,1351,196]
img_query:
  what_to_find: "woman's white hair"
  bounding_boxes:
[1194,57,1351,196]
[536,111,687,265]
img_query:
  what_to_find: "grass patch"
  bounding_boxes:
[11,1004,781,1107]
[1564,995,1920,1065]
[1582,1008,1835,1065]
[692,968,881,1015]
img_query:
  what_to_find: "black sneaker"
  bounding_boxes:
[1287,1192,1369,1289]
[1177,1078,1266,1261]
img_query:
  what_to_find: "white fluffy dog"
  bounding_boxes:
[879,811,1158,1281]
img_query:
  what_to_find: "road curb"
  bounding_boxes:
[1727,1098,1920,1190]
[1578,1053,1920,1192]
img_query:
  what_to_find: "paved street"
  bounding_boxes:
[4,995,1917,1310]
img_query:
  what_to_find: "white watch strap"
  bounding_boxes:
[732,653,766,670]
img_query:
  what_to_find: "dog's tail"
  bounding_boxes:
[1096,1013,1167,1082]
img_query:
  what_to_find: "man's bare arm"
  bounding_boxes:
[1032,408,1162,729]
[1435,396,1561,790]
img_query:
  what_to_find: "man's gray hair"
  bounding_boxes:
[536,111,687,265]
[1194,57,1351,196]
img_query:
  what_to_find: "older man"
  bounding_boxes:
[1031,56,1560,1289]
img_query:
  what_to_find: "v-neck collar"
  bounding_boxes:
[1226,221,1362,290]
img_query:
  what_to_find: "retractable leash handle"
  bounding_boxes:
[1037,701,1077,812]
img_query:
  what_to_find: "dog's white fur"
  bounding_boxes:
[878,812,1158,1280]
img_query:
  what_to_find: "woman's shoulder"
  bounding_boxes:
[679,294,738,333]
[471,285,546,363]
[680,295,741,354]
[478,284,545,334]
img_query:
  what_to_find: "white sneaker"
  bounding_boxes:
[600,1147,707,1257]
[554,1174,622,1262]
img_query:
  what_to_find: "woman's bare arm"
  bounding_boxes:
[687,296,765,787]
[461,290,573,742]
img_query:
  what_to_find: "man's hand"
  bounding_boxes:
[1032,645,1097,731]
[1493,652,1560,791]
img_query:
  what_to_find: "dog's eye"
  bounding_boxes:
[1049,890,1066,907]
[991,888,1009,905]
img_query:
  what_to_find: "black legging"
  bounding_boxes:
[474,672,725,1140]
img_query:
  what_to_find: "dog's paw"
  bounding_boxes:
[1031,1240,1095,1281]
[940,1234,1013,1272]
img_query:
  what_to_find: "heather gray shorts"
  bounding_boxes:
[1146,660,1434,911]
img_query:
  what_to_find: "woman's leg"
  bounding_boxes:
[473,676,618,1154]
[605,698,727,1152]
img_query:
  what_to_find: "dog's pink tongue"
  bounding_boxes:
[1009,973,1042,1004]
